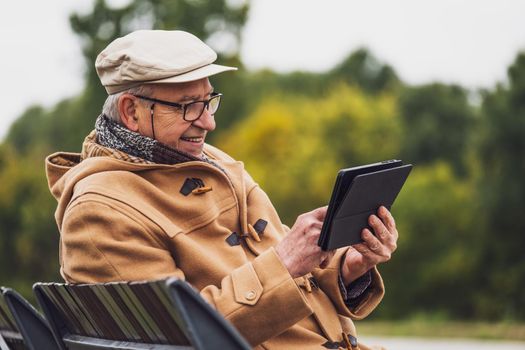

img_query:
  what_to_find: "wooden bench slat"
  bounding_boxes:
[109,283,158,343]
[103,283,147,342]
[54,283,100,337]
[118,283,168,343]
[33,278,251,349]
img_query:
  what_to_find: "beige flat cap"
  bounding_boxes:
[95,30,237,94]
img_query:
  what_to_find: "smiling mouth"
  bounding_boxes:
[180,136,204,143]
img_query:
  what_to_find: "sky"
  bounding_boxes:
[0,0,524,140]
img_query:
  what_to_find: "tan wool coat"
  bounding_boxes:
[46,137,385,350]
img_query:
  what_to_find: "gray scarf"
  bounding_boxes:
[95,114,203,165]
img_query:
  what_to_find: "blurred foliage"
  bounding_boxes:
[1,0,524,323]
[217,84,401,221]
[398,83,477,177]
[473,52,525,320]
[0,145,60,298]
[377,163,478,319]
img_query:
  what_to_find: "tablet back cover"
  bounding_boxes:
[318,160,402,249]
[323,164,412,250]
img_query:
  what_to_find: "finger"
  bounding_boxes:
[362,229,391,259]
[299,216,323,233]
[311,221,323,231]
[319,250,335,269]
[311,206,329,221]
[365,219,397,254]
[368,214,391,244]
[302,221,323,242]
[326,249,336,262]
[378,206,395,225]
[352,242,373,256]
[378,206,398,240]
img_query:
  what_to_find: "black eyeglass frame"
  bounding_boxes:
[132,92,222,122]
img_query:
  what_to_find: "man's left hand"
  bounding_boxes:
[341,206,398,286]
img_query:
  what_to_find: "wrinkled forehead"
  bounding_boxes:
[147,78,213,99]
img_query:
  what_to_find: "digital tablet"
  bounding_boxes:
[318,160,412,251]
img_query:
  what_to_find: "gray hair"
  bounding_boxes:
[102,85,154,124]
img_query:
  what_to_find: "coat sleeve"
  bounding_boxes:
[242,176,385,321]
[311,249,385,319]
[60,195,313,346]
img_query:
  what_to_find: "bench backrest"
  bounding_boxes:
[0,287,57,350]
[33,278,250,350]
[0,287,24,350]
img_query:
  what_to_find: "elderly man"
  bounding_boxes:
[46,30,397,349]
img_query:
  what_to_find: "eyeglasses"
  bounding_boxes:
[133,92,222,122]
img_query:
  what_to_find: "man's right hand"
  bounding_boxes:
[275,206,335,278]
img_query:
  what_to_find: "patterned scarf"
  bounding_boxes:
[84,114,204,165]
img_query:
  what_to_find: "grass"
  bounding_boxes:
[357,319,525,341]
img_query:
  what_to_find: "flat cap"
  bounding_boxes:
[95,30,237,94]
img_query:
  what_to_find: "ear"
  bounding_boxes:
[118,94,140,132]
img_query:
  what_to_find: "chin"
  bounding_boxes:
[182,146,203,158]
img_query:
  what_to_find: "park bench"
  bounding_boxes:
[33,277,251,350]
[0,286,57,350]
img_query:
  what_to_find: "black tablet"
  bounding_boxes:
[318,160,412,251]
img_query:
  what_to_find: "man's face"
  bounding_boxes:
[134,78,216,158]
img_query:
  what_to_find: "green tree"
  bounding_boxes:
[224,48,401,133]
[474,52,525,319]
[376,163,477,319]
[328,48,401,93]
[398,83,477,177]
[217,83,401,224]
[0,145,60,296]
[5,105,48,155]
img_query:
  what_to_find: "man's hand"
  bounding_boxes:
[341,206,398,285]
[275,206,336,278]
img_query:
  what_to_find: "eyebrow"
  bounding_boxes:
[179,87,215,102]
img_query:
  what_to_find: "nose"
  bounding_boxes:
[192,107,216,131]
